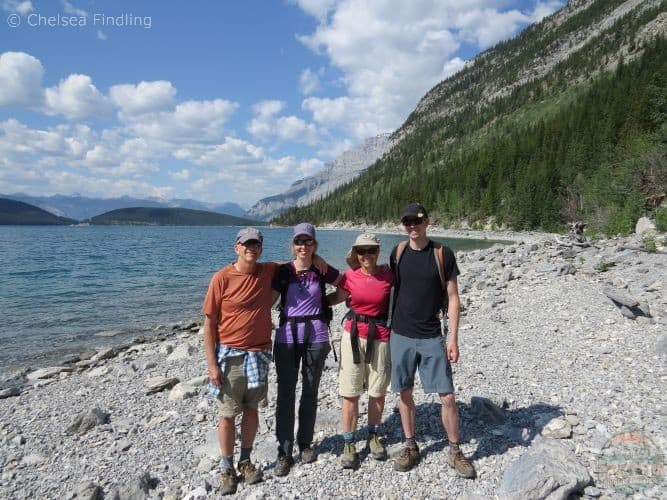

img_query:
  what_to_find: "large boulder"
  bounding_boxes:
[498,436,591,500]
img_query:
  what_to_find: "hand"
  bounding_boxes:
[312,254,328,275]
[447,339,459,364]
[208,364,223,386]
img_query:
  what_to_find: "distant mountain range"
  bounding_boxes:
[0,198,260,226]
[247,133,391,220]
[0,193,246,220]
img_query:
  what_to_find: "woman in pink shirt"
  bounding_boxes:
[329,232,394,470]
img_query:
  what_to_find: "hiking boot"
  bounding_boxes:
[219,468,238,496]
[299,447,317,464]
[367,433,387,461]
[393,444,420,472]
[274,453,294,477]
[447,447,476,479]
[340,443,359,469]
[237,459,263,484]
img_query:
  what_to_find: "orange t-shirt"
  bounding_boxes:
[202,262,279,351]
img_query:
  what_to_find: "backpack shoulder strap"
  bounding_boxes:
[432,241,447,292]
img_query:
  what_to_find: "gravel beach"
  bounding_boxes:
[1,230,665,499]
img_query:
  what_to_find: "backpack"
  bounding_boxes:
[389,240,449,325]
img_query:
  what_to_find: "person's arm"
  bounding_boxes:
[312,254,328,275]
[445,276,461,364]
[327,287,349,306]
[204,313,223,386]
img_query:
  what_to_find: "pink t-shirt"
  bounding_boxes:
[340,265,394,341]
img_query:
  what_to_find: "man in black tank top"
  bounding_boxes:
[389,203,476,479]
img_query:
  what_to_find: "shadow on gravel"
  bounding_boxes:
[310,399,562,465]
[375,400,563,462]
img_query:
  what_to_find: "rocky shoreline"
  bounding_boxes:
[1,230,665,499]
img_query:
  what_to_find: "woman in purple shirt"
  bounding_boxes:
[271,222,341,476]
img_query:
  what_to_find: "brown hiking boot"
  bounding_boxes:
[237,459,263,484]
[393,444,420,472]
[367,433,387,461]
[447,447,476,478]
[340,442,359,469]
[219,468,238,495]
[299,447,317,464]
[274,453,294,477]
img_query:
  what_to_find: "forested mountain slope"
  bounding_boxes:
[276,0,666,233]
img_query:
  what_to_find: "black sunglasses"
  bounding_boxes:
[402,216,424,226]
[240,239,262,248]
[356,247,379,256]
[293,238,315,246]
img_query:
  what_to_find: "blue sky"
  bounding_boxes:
[0,0,564,207]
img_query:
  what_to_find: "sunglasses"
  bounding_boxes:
[240,239,262,249]
[402,217,424,226]
[293,238,315,246]
[356,247,379,256]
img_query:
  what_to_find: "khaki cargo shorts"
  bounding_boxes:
[216,355,268,417]
[338,331,391,398]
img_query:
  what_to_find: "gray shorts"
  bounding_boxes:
[389,331,454,394]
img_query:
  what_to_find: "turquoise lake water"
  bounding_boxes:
[0,226,501,375]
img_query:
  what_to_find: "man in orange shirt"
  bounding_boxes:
[202,227,279,495]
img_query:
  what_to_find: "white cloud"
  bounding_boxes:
[299,68,321,95]
[2,0,33,14]
[169,169,190,181]
[62,0,87,17]
[124,99,238,144]
[44,74,111,119]
[109,80,177,116]
[247,99,318,145]
[296,0,564,141]
[0,51,44,107]
[287,0,339,20]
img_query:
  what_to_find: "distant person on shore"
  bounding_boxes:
[328,232,394,469]
[389,203,476,478]
[271,223,341,476]
[202,227,276,495]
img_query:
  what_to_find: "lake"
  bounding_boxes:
[0,225,501,376]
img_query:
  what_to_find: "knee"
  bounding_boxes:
[440,393,456,409]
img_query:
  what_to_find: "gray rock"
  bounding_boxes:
[71,481,103,500]
[0,387,21,399]
[167,383,198,401]
[26,366,72,381]
[470,396,507,425]
[498,437,591,500]
[65,407,110,435]
[635,216,656,236]
[144,376,179,395]
[604,289,639,308]
[115,472,158,500]
[166,343,196,361]
[541,417,572,439]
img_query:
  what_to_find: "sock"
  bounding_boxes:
[240,447,252,462]
[450,442,460,452]
[220,455,234,471]
[367,423,378,436]
[279,441,293,456]
[405,437,417,449]
[343,431,355,444]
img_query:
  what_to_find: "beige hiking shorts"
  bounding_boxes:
[338,331,391,398]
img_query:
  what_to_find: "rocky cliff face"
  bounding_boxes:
[247,133,391,220]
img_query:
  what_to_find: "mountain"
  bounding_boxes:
[90,207,260,226]
[275,0,666,235]
[0,193,246,220]
[247,133,391,220]
[0,198,78,225]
